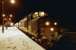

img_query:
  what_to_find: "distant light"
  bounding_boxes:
[45,21,50,26]
[54,22,58,26]
[10,22,13,26]
[50,28,54,32]
[9,14,13,17]
[39,11,45,17]
[10,0,15,4]
[2,14,6,17]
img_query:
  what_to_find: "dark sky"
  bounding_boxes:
[48,0,76,28]
[15,0,76,29]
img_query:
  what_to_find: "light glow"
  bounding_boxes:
[10,0,15,4]
[10,22,13,26]
[33,12,39,18]
[50,28,54,32]
[39,11,45,17]
[54,22,58,26]
[9,14,13,17]
[2,14,6,17]
[45,21,50,26]
[34,12,38,15]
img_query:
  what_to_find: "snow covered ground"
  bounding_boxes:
[0,26,45,50]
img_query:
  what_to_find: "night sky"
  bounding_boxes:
[15,0,76,30]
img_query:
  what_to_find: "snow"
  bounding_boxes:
[0,26,45,50]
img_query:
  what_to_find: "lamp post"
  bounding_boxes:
[2,0,5,33]
[1,0,16,33]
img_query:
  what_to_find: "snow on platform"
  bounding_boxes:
[0,26,45,50]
